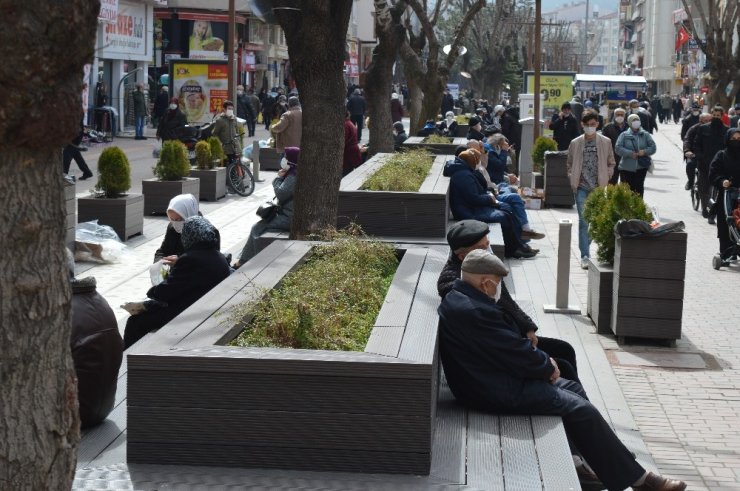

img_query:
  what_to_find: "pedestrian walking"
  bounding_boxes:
[693,106,728,222]
[247,88,261,137]
[615,114,657,197]
[152,86,169,129]
[602,107,628,185]
[709,128,740,264]
[347,88,367,141]
[64,122,93,180]
[133,84,148,140]
[550,102,580,151]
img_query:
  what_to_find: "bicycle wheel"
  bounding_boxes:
[691,185,700,211]
[227,162,255,197]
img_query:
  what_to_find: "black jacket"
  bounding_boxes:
[71,277,123,429]
[602,122,628,164]
[437,279,554,411]
[694,119,728,166]
[237,94,255,120]
[683,122,703,154]
[437,255,537,335]
[156,109,187,141]
[153,91,169,118]
[709,129,740,189]
[467,128,485,141]
[393,131,408,151]
[441,93,455,114]
[550,113,580,151]
[681,114,700,141]
[346,94,367,116]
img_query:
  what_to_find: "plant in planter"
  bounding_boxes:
[531,136,557,174]
[207,136,225,167]
[142,140,199,214]
[361,149,433,192]
[190,140,226,201]
[77,146,143,240]
[421,134,452,144]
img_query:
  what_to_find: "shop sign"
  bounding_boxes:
[99,0,118,23]
[345,41,359,78]
[188,19,227,60]
[241,50,256,72]
[524,71,576,120]
[100,2,147,58]
[171,60,229,124]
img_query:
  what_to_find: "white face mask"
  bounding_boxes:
[631,108,640,114]
[171,220,184,233]
[280,158,290,170]
[614,116,625,124]
[237,90,244,96]
[483,279,502,302]
[583,126,597,136]
[631,120,641,130]
[225,109,234,117]
[692,111,700,116]
[169,103,177,110]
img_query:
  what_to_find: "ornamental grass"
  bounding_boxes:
[361,149,433,192]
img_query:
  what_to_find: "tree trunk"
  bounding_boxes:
[276,2,353,239]
[364,2,406,156]
[418,73,446,129]
[0,2,98,489]
[407,79,424,135]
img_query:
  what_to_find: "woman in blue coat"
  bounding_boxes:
[615,114,657,197]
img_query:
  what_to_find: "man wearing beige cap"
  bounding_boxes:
[438,250,687,491]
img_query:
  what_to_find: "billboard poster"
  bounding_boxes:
[188,19,227,60]
[99,0,118,23]
[171,60,229,124]
[100,2,147,58]
[523,71,576,122]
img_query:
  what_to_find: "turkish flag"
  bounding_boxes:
[676,26,690,51]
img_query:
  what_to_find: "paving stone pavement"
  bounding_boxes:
[75,121,738,489]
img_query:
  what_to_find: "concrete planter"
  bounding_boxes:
[127,241,445,475]
[336,153,450,238]
[611,231,687,343]
[77,193,144,241]
[259,147,282,171]
[190,167,226,201]
[401,136,468,155]
[543,151,574,207]
[586,259,614,334]
[454,124,469,138]
[64,181,76,250]
[142,177,200,215]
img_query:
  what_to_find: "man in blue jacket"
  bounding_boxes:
[438,250,687,491]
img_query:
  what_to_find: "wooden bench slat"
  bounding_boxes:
[499,416,544,490]
[531,416,580,490]
[429,378,466,484]
[466,412,506,490]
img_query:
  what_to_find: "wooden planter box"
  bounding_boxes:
[401,136,468,155]
[77,193,144,241]
[586,259,614,334]
[142,177,200,215]
[64,181,76,251]
[337,153,450,238]
[543,151,574,208]
[454,124,469,137]
[259,147,282,171]
[190,167,226,201]
[126,241,445,475]
[611,231,687,342]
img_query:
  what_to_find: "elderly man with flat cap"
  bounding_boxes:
[438,250,687,491]
[437,220,577,380]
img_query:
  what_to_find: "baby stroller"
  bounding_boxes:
[712,187,740,270]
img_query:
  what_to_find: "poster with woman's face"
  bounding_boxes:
[188,20,226,60]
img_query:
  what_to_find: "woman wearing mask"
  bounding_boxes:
[615,114,657,197]
[438,111,458,137]
[602,107,628,185]
[709,128,740,264]
[153,194,201,264]
[156,97,187,142]
[233,147,299,268]
[123,216,230,349]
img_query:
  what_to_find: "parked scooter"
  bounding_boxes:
[179,122,215,164]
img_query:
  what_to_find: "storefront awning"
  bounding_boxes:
[575,74,648,92]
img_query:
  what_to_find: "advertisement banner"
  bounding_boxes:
[171,60,229,124]
[524,72,576,122]
[99,0,118,23]
[241,50,256,72]
[188,19,227,60]
[100,2,147,58]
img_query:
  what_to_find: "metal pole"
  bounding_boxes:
[252,139,265,183]
[543,219,581,314]
[227,0,236,104]
[533,0,542,142]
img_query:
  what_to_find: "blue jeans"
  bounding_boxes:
[497,192,529,227]
[575,187,591,259]
[135,116,145,138]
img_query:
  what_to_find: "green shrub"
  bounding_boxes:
[207,136,225,167]
[95,146,131,198]
[194,140,212,170]
[229,236,399,351]
[361,149,433,192]
[154,140,191,180]
[583,184,653,264]
[422,134,452,144]
[455,114,469,124]
[531,136,558,173]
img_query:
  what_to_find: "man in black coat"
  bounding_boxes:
[629,99,655,134]
[602,107,628,185]
[346,88,367,141]
[438,250,687,491]
[730,104,740,129]
[236,85,255,136]
[682,112,711,190]
[440,88,455,115]
[680,103,701,141]
[694,106,729,221]
[437,220,577,379]
[709,128,740,261]
[123,216,230,349]
[152,86,169,129]
[550,102,580,151]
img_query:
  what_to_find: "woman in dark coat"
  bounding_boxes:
[153,194,200,263]
[123,216,231,349]
[342,112,363,176]
[709,128,740,262]
[156,97,187,141]
[390,93,404,124]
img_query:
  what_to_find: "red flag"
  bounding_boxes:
[676,26,690,51]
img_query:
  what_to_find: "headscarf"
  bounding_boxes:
[284,147,300,176]
[725,128,740,159]
[445,111,455,127]
[181,216,220,251]
[167,194,199,221]
[459,149,480,168]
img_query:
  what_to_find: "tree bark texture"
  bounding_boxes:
[276,2,353,239]
[364,1,407,156]
[0,2,99,489]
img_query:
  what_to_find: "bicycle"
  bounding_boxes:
[690,167,700,211]
[225,153,255,197]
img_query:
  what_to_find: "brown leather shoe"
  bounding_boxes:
[633,472,687,491]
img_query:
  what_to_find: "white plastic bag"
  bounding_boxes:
[149,260,171,286]
[152,139,162,158]
[74,220,129,264]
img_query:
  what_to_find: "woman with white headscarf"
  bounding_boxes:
[438,111,458,137]
[153,194,200,264]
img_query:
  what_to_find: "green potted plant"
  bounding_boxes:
[77,146,144,241]
[190,140,226,201]
[142,140,200,214]
[207,136,225,167]
[582,184,653,335]
[531,136,556,174]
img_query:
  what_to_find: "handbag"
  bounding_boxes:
[638,155,652,169]
[256,200,279,221]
